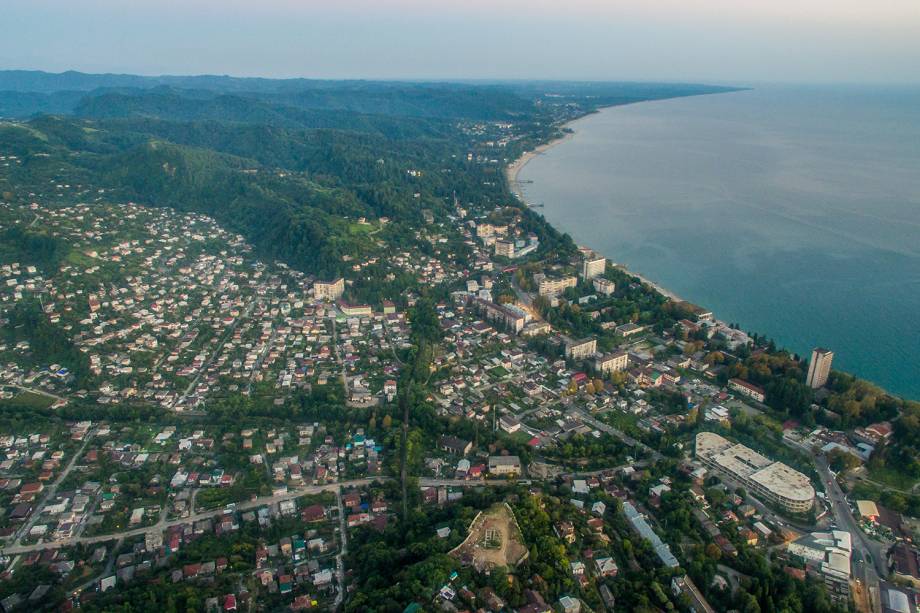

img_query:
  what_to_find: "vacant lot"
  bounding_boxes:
[449,503,528,571]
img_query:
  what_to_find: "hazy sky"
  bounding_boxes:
[3,0,920,83]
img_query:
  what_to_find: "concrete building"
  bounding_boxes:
[593,277,615,296]
[806,347,834,389]
[565,337,597,361]
[623,501,679,568]
[786,530,851,603]
[671,575,716,613]
[581,254,606,280]
[728,378,766,403]
[314,278,345,301]
[338,302,372,317]
[595,351,629,374]
[494,240,515,258]
[695,432,815,514]
[471,297,527,333]
[538,276,577,298]
[488,455,521,476]
[880,585,912,613]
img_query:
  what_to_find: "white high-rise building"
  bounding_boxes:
[581,254,606,280]
[806,348,834,389]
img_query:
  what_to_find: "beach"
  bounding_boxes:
[506,114,683,304]
[515,88,920,399]
[505,129,575,201]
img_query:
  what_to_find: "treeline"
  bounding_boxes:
[0,226,68,273]
[2,300,92,386]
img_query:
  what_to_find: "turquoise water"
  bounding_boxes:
[519,85,920,400]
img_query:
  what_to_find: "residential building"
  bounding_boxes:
[728,378,766,403]
[494,240,515,258]
[538,276,577,297]
[623,501,679,568]
[314,278,345,301]
[438,435,472,456]
[338,302,372,317]
[671,575,716,613]
[595,350,628,374]
[565,337,596,360]
[471,297,527,333]
[806,348,834,389]
[593,277,615,296]
[488,455,521,476]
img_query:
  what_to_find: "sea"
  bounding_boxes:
[518,85,920,400]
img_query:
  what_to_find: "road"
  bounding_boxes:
[1,478,379,556]
[8,384,67,402]
[815,455,884,612]
[331,314,349,394]
[173,298,256,410]
[12,435,92,546]
[333,489,347,609]
[783,435,886,611]
[569,407,664,462]
[0,476,514,556]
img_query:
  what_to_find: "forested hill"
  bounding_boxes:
[0,73,736,279]
[0,70,741,120]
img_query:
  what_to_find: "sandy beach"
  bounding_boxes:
[505,129,575,201]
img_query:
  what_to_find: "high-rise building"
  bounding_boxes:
[581,254,606,280]
[806,348,834,389]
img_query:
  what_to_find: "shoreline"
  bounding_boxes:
[506,107,684,304]
[506,97,918,401]
[505,127,577,201]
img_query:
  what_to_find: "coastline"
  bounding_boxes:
[506,129,576,201]
[506,108,684,304]
[507,96,919,401]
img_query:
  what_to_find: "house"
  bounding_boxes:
[488,455,521,476]
[438,435,472,456]
[479,587,505,612]
[595,556,618,577]
[498,415,521,434]
[302,504,325,523]
[555,521,576,544]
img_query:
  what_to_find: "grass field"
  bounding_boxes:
[0,390,55,410]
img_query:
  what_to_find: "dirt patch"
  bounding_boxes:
[449,503,528,572]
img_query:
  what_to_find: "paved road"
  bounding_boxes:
[815,455,884,612]
[0,476,517,556]
[569,407,664,462]
[12,435,92,546]
[331,315,349,394]
[1,478,380,556]
[333,489,347,609]
[9,384,66,402]
[174,298,256,410]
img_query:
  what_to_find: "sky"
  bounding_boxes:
[3,0,920,84]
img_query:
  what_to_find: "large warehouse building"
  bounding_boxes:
[695,432,815,514]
